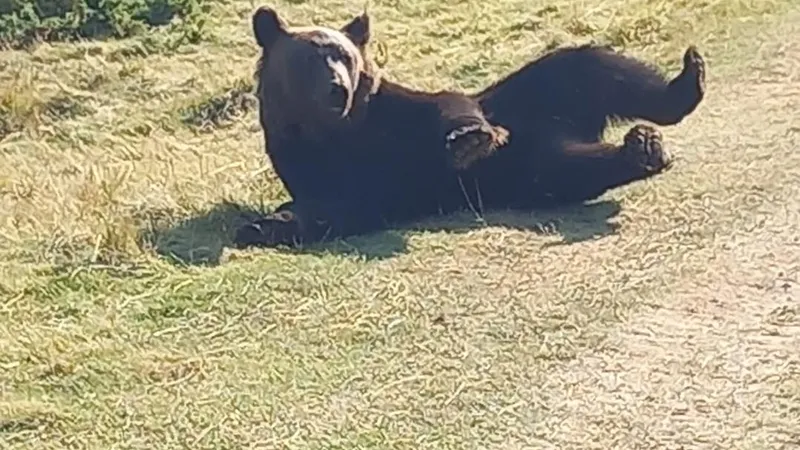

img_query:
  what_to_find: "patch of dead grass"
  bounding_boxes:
[178,78,257,131]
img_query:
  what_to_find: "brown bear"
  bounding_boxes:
[234,6,706,249]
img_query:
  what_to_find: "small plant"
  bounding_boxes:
[0,0,209,49]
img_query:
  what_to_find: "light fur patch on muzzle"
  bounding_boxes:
[327,57,356,117]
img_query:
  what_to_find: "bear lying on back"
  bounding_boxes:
[234,6,706,249]
[235,6,510,247]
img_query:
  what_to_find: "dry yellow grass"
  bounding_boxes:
[1,0,799,448]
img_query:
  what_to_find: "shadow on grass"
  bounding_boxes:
[138,198,623,267]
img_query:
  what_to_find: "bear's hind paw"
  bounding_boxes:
[683,45,706,96]
[622,124,672,174]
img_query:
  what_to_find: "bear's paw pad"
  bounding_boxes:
[445,123,510,170]
[622,124,672,173]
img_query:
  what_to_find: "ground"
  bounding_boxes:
[1,0,799,449]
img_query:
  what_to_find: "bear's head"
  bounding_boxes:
[252,6,380,135]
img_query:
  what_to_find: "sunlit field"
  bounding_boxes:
[1,0,799,448]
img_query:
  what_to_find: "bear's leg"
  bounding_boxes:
[615,46,706,126]
[232,200,388,249]
[535,124,672,204]
[233,201,308,249]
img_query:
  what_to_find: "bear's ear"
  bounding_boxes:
[252,6,287,49]
[341,12,370,48]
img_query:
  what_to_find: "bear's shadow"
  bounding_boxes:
[138,199,623,266]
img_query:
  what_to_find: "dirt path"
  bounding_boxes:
[539,221,800,449]
[529,14,800,450]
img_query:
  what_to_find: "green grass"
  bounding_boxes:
[1,0,800,448]
[0,0,210,50]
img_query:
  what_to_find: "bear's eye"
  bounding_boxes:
[317,45,350,64]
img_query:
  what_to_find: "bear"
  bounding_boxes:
[233,6,706,249]
[235,6,511,247]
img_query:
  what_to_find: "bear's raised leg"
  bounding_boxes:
[532,124,672,204]
[481,45,707,141]
[611,46,706,126]
[645,46,706,125]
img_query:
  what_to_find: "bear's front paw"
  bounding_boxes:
[445,123,510,170]
[233,210,302,249]
[622,124,672,173]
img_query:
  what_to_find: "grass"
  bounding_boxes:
[0,0,209,50]
[1,0,800,448]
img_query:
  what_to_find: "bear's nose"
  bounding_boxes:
[329,84,351,116]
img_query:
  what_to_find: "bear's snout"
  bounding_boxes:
[329,83,351,117]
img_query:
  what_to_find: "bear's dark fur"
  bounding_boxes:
[234,7,706,249]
